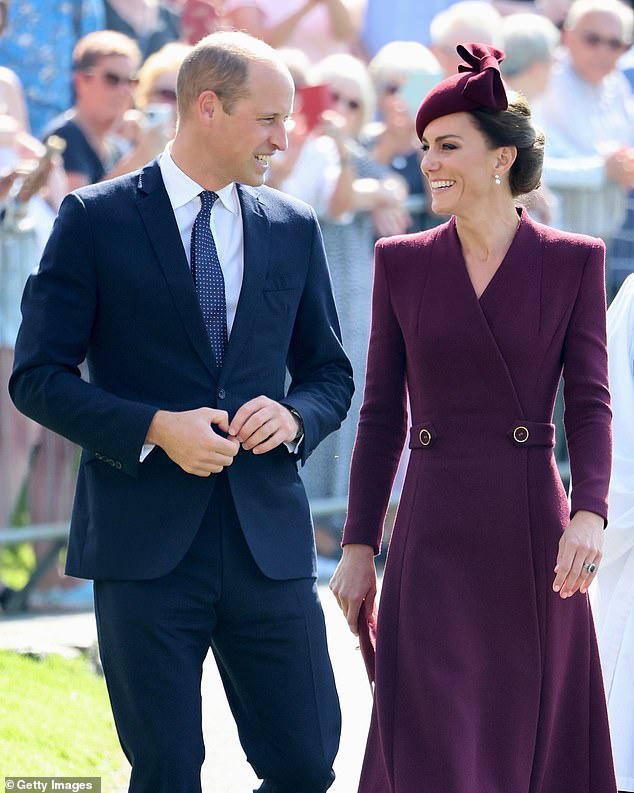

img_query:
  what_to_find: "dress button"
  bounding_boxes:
[513,425,529,443]
[419,428,432,447]
[218,388,226,400]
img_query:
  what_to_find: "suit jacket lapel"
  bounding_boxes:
[219,185,270,384]
[135,161,218,379]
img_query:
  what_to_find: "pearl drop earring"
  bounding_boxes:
[494,173,501,186]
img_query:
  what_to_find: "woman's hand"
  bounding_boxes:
[329,543,376,635]
[553,510,604,598]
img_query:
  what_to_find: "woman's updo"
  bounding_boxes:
[470,91,544,197]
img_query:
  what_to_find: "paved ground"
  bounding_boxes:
[0,584,372,793]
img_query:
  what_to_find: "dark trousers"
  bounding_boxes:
[94,475,341,793]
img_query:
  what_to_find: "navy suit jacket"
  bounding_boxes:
[9,160,353,581]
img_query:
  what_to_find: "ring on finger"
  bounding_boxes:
[583,561,597,574]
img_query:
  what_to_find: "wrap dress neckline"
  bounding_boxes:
[450,208,524,304]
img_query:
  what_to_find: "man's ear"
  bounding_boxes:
[197,90,219,124]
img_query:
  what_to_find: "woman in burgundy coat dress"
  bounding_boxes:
[330,43,617,793]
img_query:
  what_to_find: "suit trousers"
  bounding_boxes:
[94,474,341,793]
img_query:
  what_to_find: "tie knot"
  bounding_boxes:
[199,190,218,212]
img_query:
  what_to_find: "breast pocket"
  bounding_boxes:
[262,273,304,292]
[253,277,303,353]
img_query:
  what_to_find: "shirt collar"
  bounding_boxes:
[159,145,240,215]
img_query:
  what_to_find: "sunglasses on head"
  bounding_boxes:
[330,91,361,111]
[151,88,178,102]
[579,31,628,51]
[84,70,138,87]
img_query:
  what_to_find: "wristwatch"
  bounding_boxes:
[286,406,304,443]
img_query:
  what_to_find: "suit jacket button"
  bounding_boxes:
[218,388,226,399]
[115,461,122,470]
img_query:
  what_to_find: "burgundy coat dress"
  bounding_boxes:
[343,209,616,793]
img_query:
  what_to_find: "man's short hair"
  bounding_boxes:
[176,30,290,119]
[73,30,142,73]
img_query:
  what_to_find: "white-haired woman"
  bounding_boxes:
[367,41,443,233]
[282,53,411,558]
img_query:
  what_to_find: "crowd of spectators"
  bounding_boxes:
[1,0,634,601]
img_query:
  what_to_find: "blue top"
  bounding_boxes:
[0,0,105,137]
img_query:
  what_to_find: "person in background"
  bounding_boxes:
[293,52,409,570]
[10,30,352,792]
[42,30,168,193]
[534,0,634,298]
[367,41,443,232]
[0,101,67,533]
[0,0,105,138]
[223,0,365,64]
[179,0,233,44]
[430,1,504,77]
[501,11,561,224]
[135,41,193,114]
[501,12,561,99]
[118,41,194,148]
[0,67,29,135]
[331,42,615,793]
[592,273,634,793]
[263,48,348,223]
[0,84,71,610]
[103,0,181,60]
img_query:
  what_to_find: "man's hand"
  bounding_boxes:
[146,407,239,476]
[228,396,300,454]
[329,544,377,635]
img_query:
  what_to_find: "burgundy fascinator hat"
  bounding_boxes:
[415,42,508,141]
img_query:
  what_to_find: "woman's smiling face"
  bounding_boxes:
[420,111,503,216]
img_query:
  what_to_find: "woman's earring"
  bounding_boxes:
[494,173,501,186]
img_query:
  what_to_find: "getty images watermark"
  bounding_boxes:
[4,779,100,792]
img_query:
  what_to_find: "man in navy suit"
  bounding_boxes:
[10,31,353,793]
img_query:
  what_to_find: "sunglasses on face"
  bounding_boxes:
[84,70,139,88]
[382,83,401,96]
[150,88,178,102]
[330,91,361,111]
[578,31,628,51]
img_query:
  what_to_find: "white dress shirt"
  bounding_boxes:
[159,146,244,334]
[141,148,301,459]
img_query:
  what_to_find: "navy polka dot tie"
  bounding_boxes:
[191,190,227,367]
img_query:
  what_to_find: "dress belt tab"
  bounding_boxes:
[507,420,555,447]
[408,420,555,449]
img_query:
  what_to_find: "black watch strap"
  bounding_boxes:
[286,406,304,443]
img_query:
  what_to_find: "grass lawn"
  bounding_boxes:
[0,650,127,788]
